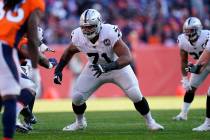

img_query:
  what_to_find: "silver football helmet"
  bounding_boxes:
[80,9,102,39]
[183,17,202,41]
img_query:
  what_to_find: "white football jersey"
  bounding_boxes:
[178,30,210,60]
[71,24,122,65]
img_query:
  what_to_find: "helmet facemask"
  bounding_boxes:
[183,17,202,42]
[183,27,201,42]
[80,9,102,40]
[80,24,100,39]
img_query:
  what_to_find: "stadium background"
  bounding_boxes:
[39,0,210,99]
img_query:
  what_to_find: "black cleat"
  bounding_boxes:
[23,122,33,130]
[24,114,37,124]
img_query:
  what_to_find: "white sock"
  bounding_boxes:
[76,114,84,123]
[143,112,154,124]
[16,102,24,123]
[205,117,210,124]
[181,102,191,114]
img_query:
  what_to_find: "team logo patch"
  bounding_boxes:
[103,39,111,46]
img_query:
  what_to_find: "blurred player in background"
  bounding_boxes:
[54,9,164,131]
[186,31,210,131]
[173,17,210,131]
[0,0,45,139]
[16,27,57,133]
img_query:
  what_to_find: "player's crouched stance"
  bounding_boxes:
[54,9,164,131]
[172,17,210,131]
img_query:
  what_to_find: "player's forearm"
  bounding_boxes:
[28,42,39,68]
[195,50,210,72]
[27,10,42,68]
[38,53,50,68]
[55,52,74,73]
[116,55,132,69]
[181,62,188,76]
[180,49,188,76]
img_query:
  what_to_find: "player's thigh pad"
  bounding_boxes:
[71,64,104,105]
[190,68,209,88]
[0,44,21,96]
[112,65,143,103]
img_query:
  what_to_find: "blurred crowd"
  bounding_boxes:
[43,0,210,47]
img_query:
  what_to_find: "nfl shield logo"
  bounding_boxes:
[103,39,111,46]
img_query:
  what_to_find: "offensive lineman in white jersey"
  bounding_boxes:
[173,17,210,131]
[186,28,210,131]
[54,9,164,131]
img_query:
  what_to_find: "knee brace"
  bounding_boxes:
[17,88,35,106]
[134,97,150,115]
[72,103,86,115]
[125,86,143,103]
[184,87,196,103]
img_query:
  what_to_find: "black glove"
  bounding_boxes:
[54,71,62,84]
[185,63,202,74]
[89,61,119,78]
[54,61,66,84]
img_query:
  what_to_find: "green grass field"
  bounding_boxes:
[1,96,210,140]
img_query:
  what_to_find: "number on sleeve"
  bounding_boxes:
[113,26,121,37]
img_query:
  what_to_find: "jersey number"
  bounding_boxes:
[0,2,24,22]
[87,53,111,64]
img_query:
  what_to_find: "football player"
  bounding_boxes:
[173,17,210,131]
[185,30,210,131]
[0,0,44,139]
[54,9,164,131]
[16,27,57,133]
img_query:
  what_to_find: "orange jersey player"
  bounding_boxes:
[0,0,45,139]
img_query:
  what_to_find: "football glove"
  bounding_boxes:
[181,76,192,91]
[48,58,57,69]
[185,63,202,74]
[39,43,55,53]
[89,61,119,78]
[54,71,62,84]
[54,61,67,84]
